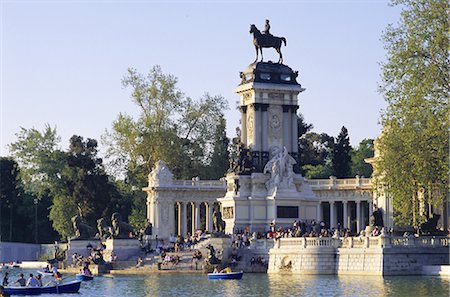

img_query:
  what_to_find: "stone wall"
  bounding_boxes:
[0,242,40,262]
[268,236,449,275]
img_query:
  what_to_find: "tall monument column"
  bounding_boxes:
[219,20,318,234]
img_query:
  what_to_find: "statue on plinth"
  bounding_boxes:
[249,21,287,64]
[96,218,112,240]
[110,212,134,239]
[228,143,253,175]
[212,204,226,233]
[264,146,296,191]
[70,214,95,240]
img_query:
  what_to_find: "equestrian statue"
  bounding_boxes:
[249,20,287,64]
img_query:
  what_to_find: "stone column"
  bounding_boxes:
[368,200,373,218]
[356,201,361,233]
[207,202,213,232]
[154,201,160,236]
[261,105,268,152]
[194,202,200,230]
[253,104,261,151]
[181,202,187,236]
[177,202,182,236]
[330,201,335,229]
[190,202,196,234]
[282,105,290,149]
[343,201,348,229]
[316,202,322,222]
[291,107,299,153]
[240,106,247,145]
[168,202,175,236]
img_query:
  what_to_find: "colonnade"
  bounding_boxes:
[174,201,216,237]
[317,200,373,233]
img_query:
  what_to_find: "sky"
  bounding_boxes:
[1,0,401,157]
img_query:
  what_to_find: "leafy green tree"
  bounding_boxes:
[299,132,334,177]
[49,136,131,239]
[104,66,228,184]
[207,116,230,179]
[8,125,63,197]
[302,164,333,179]
[332,126,352,178]
[376,0,449,226]
[351,139,374,177]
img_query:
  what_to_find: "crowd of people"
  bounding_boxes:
[0,263,62,291]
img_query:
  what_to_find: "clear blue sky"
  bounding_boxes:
[1,0,401,157]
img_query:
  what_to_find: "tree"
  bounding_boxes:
[376,0,449,227]
[299,132,334,177]
[8,125,63,197]
[351,139,374,177]
[207,116,230,180]
[332,126,352,178]
[104,66,228,184]
[49,136,130,239]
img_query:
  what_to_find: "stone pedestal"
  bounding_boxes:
[103,238,141,261]
[67,239,101,264]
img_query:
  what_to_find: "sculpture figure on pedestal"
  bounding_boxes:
[250,21,287,64]
[212,204,226,233]
[96,218,112,240]
[70,214,95,240]
[110,212,134,239]
[264,147,297,191]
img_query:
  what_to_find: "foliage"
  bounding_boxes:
[8,125,62,198]
[207,116,230,180]
[299,132,334,177]
[332,126,352,178]
[376,0,449,226]
[103,65,229,185]
[49,136,131,239]
[302,164,334,179]
[351,139,374,177]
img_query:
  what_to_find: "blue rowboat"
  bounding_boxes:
[208,271,243,280]
[75,273,94,281]
[4,280,82,295]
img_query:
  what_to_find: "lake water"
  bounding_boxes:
[2,270,449,297]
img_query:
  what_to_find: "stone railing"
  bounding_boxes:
[307,176,372,190]
[249,239,275,251]
[273,236,450,249]
[170,180,226,188]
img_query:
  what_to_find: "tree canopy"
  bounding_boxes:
[375,0,449,226]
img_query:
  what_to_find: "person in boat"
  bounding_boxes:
[213,266,219,273]
[0,285,11,297]
[2,272,8,287]
[51,264,58,275]
[82,263,93,276]
[26,274,39,287]
[14,274,26,287]
[36,275,43,287]
[54,272,62,282]
[220,266,232,273]
[43,265,51,273]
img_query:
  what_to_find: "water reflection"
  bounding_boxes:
[0,269,448,297]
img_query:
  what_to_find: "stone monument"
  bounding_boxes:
[218,21,319,233]
[67,215,100,264]
[103,213,140,262]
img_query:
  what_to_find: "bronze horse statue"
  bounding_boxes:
[250,24,287,64]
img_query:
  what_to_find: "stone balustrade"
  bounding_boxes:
[171,180,226,188]
[273,235,449,249]
[307,176,372,189]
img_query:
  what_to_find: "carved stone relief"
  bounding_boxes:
[247,107,255,143]
[267,105,282,148]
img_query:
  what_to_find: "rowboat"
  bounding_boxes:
[4,280,82,295]
[75,273,94,281]
[207,271,244,280]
